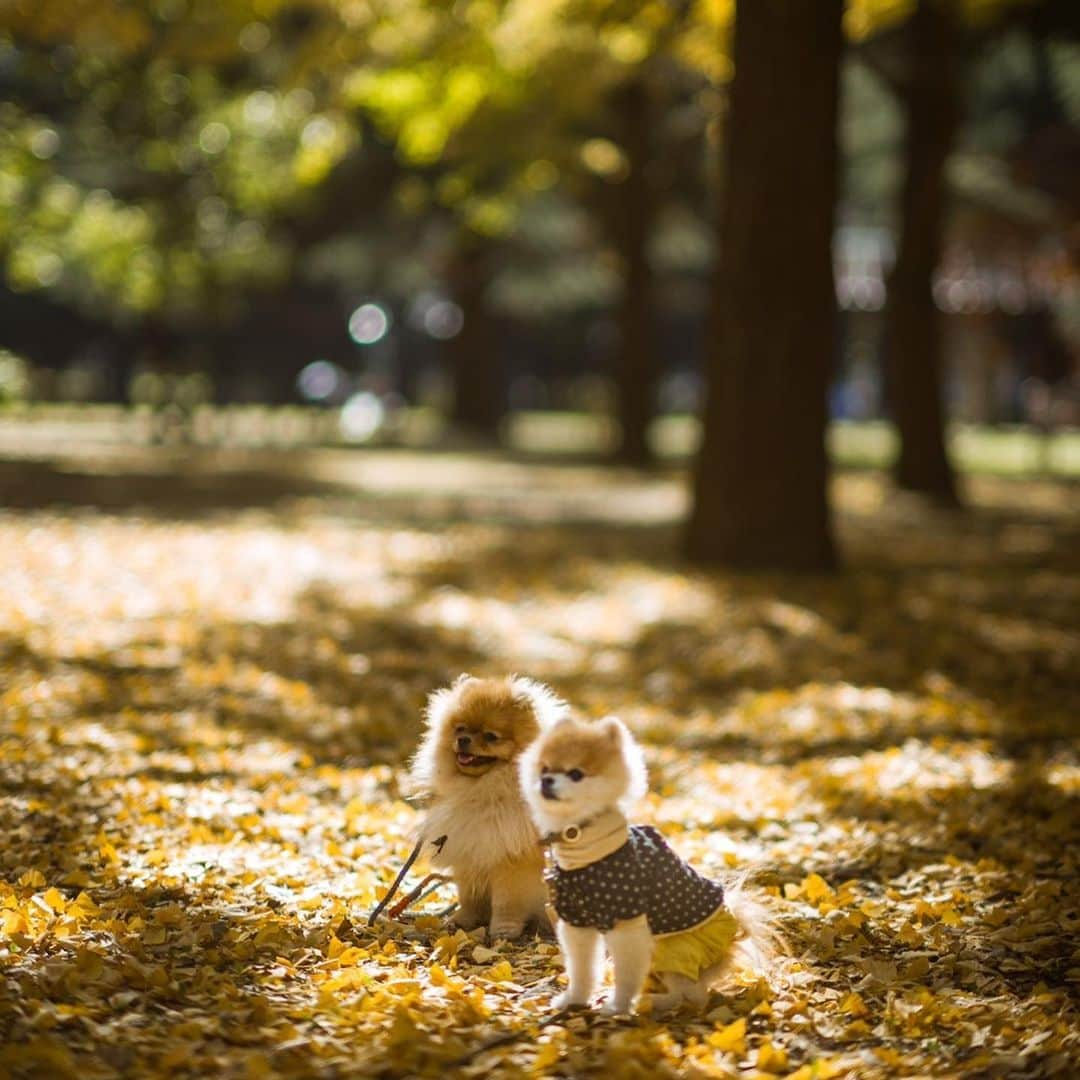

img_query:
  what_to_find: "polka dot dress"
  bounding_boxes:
[549,825,726,934]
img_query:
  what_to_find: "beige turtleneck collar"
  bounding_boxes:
[546,808,630,871]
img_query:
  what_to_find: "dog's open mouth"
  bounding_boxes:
[456,752,497,769]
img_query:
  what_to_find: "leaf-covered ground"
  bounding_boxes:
[1,446,1077,1078]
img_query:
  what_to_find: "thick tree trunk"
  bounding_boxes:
[884,1,961,503]
[685,0,842,570]
[612,79,656,467]
[447,237,504,440]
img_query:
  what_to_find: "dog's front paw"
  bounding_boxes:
[552,991,590,1011]
[598,995,637,1017]
[451,909,485,931]
[488,920,525,941]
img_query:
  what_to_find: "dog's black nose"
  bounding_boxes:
[456,734,472,751]
[540,774,555,795]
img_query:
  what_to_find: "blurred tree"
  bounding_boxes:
[348,0,717,448]
[609,77,658,466]
[0,1,362,325]
[5,0,1072,449]
[445,231,503,438]
[856,0,1079,501]
[879,0,963,504]
[686,0,843,570]
[0,0,724,427]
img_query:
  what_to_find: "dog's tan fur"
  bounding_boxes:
[407,674,568,939]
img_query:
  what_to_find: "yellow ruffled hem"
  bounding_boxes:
[649,907,739,982]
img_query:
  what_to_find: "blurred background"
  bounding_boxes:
[0,0,1077,484]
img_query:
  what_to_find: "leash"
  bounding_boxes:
[385,872,450,920]
[368,834,448,926]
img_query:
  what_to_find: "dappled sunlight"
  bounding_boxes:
[818,738,1011,798]
[1044,760,1080,794]
[1,452,1077,1077]
[305,449,689,527]
[646,760,816,835]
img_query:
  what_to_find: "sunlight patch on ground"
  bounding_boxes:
[820,740,1012,798]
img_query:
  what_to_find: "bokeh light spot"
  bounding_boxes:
[297,360,344,402]
[30,128,60,160]
[423,300,464,340]
[339,391,385,442]
[199,122,231,155]
[239,22,271,54]
[348,303,390,345]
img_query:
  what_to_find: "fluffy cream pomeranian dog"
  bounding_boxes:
[520,714,778,1014]
[407,674,569,939]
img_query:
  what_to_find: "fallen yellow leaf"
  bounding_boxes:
[707,1017,747,1054]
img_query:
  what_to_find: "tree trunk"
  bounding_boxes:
[612,78,657,467]
[447,236,504,440]
[685,0,842,570]
[884,0,961,503]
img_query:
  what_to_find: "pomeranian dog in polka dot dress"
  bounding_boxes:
[519,714,780,1015]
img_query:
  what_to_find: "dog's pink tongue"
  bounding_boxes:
[457,753,475,765]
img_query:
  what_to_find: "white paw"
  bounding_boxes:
[552,991,589,1011]
[640,993,679,1014]
[598,997,636,1017]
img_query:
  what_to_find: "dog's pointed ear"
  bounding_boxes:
[600,715,627,743]
[508,675,535,706]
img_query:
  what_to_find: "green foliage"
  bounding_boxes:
[0,2,364,318]
[0,0,1068,327]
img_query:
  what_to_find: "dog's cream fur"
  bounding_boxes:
[407,674,568,939]
[520,715,779,1014]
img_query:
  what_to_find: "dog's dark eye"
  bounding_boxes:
[483,731,499,744]
[568,768,584,782]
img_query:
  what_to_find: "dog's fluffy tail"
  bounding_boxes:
[723,871,787,982]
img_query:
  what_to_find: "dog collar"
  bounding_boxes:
[540,818,596,846]
[542,809,631,871]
